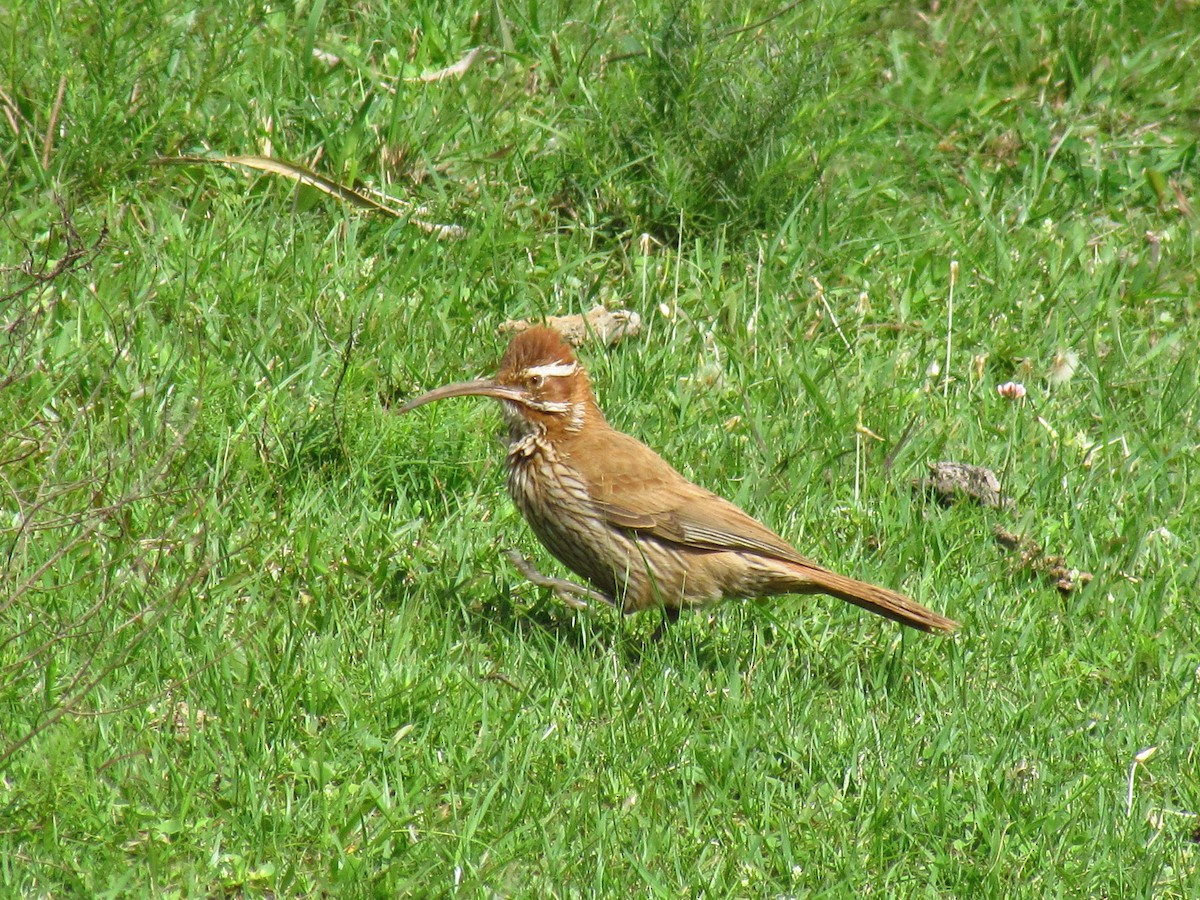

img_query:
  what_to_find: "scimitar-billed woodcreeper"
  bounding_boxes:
[400,327,959,635]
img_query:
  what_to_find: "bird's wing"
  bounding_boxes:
[568,428,817,567]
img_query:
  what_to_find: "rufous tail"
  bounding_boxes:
[787,563,959,634]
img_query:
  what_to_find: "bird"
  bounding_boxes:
[399,326,959,635]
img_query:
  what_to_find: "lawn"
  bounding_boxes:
[2,0,1198,895]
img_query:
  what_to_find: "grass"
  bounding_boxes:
[2,0,1199,895]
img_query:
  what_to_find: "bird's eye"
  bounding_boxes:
[528,373,545,389]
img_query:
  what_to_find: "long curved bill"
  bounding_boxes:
[397,379,529,413]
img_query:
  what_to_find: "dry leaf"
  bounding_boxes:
[499,306,642,347]
[993,526,1094,594]
[412,47,482,83]
[916,461,1012,509]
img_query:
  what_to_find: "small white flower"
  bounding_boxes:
[1147,527,1176,544]
[1048,350,1079,387]
[997,381,1027,401]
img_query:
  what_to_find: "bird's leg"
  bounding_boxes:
[649,605,681,642]
[503,550,614,611]
[634,545,680,641]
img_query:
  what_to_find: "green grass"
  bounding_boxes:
[3,0,1199,895]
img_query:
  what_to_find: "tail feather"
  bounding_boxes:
[785,562,959,634]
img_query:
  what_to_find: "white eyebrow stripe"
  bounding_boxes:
[526,362,577,379]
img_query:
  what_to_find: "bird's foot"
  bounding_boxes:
[503,550,613,611]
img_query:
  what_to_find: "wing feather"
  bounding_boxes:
[567,427,817,567]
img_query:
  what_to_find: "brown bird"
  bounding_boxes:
[400,327,958,634]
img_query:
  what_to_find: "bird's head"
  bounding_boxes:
[399,326,599,438]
